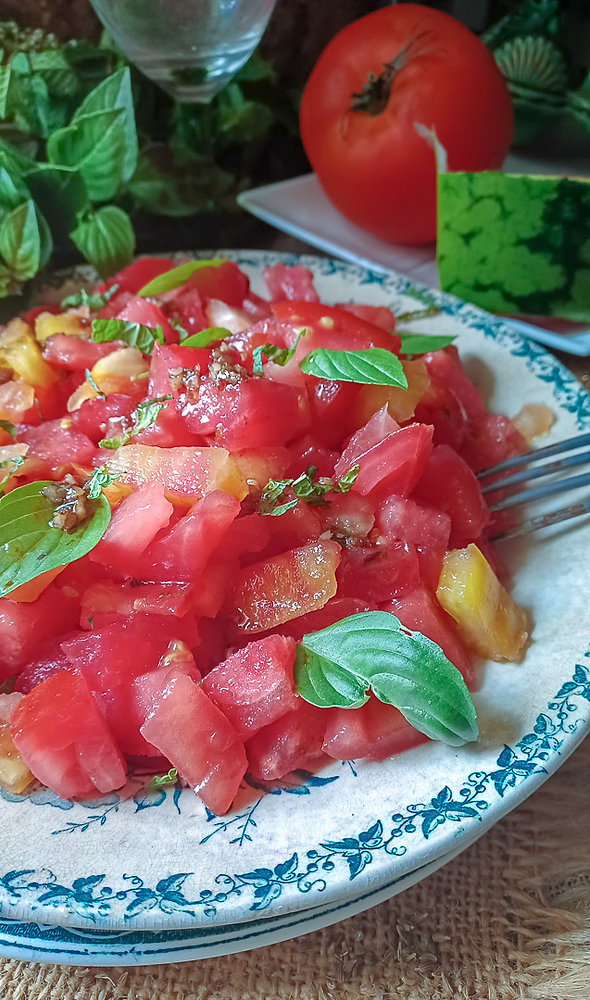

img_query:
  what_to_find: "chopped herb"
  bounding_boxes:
[91,317,164,356]
[146,767,178,790]
[252,332,303,375]
[258,464,359,516]
[180,326,232,349]
[99,394,172,449]
[0,420,16,440]
[61,284,118,312]
[85,464,121,500]
[0,454,24,494]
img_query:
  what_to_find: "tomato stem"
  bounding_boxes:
[350,46,409,115]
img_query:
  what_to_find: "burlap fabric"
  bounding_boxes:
[0,734,587,1000]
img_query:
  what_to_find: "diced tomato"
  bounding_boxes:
[13,636,74,693]
[11,670,126,798]
[271,301,401,354]
[202,635,297,738]
[148,342,210,397]
[97,257,175,297]
[335,303,396,331]
[263,264,319,302]
[377,495,451,591]
[81,580,193,623]
[178,376,311,453]
[412,445,490,548]
[115,297,176,345]
[335,421,433,498]
[0,585,79,679]
[90,482,173,574]
[126,490,240,582]
[19,422,97,470]
[461,412,527,473]
[68,393,136,443]
[245,699,328,780]
[230,540,341,634]
[43,334,120,371]
[385,586,474,687]
[61,615,199,755]
[138,667,247,814]
[277,596,377,642]
[336,542,420,603]
[186,260,249,308]
[103,444,248,503]
[422,347,485,422]
[322,697,426,761]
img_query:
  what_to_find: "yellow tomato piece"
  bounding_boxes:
[34,311,89,344]
[352,358,430,426]
[0,726,33,794]
[106,444,249,503]
[0,318,57,388]
[436,543,529,662]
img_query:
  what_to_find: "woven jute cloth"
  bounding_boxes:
[0,736,588,1000]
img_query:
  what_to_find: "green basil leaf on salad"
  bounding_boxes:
[0,480,111,597]
[179,326,232,348]
[294,610,478,747]
[85,464,120,499]
[61,284,118,311]
[137,258,227,297]
[258,464,359,516]
[300,348,408,388]
[398,333,456,354]
[252,332,304,375]
[91,317,164,356]
[0,455,24,494]
[99,394,172,449]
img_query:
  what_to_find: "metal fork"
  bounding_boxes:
[477,432,590,540]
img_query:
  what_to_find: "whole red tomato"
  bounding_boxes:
[299,4,513,245]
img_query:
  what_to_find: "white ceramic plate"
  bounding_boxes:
[237,164,590,357]
[0,251,588,966]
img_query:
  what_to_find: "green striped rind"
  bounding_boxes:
[436,172,590,322]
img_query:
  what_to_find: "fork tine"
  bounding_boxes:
[480,448,590,494]
[477,431,590,480]
[490,496,590,541]
[487,470,590,512]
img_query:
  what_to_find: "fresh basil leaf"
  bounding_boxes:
[398,333,456,354]
[300,348,408,389]
[61,284,118,311]
[99,395,172,449]
[72,67,137,184]
[0,65,11,119]
[47,107,127,202]
[258,477,298,516]
[85,464,120,500]
[71,205,135,277]
[252,333,302,376]
[294,611,478,747]
[0,199,40,280]
[146,767,178,791]
[91,317,163,355]
[0,480,111,597]
[137,258,227,297]
[180,326,232,348]
[0,419,16,440]
[258,464,359,516]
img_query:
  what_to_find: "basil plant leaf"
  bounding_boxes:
[179,326,232,348]
[294,610,478,747]
[71,205,135,278]
[300,348,408,388]
[0,480,111,597]
[0,199,40,280]
[138,258,227,297]
[47,107,127,202]
[398,333,456,354]
[72,67,137,185]
[91,317,163,356]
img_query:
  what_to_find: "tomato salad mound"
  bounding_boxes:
[0,257,531,816]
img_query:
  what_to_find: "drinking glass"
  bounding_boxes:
[89,0,278,102]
